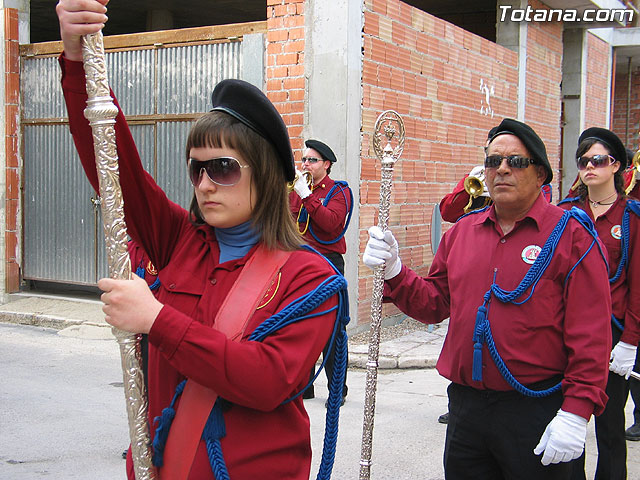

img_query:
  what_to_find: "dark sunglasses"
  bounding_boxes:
[301,156,322,164]
[576,154,615,171]
[187,157,250,187]
[484,155,536,169]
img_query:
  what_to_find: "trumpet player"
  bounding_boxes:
[440,131,553,224]
[289,139,353,403]
[364,118,611,479]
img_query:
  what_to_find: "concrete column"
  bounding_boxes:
[561,28,587,198]
[305,0,362,331]
[496,0,528,120]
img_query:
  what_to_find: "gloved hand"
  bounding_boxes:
[363,226,402,280]
[468,165,489,197]
[609,341,637,379]
[293,169,312,199]
[533,409,587,466]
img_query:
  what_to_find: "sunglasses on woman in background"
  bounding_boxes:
[576,154,616,171]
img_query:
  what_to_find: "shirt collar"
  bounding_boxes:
[474,192,548,232]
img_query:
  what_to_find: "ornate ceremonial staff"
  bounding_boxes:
[82,32,156,479]
[359,110,405,479]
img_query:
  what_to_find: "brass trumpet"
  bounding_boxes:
[288,170,313,192]
[463,171,490,213]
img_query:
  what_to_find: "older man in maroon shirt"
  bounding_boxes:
[364,118,611,480]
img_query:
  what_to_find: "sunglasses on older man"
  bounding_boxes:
[187,157,250,187]
[576,154,615,171]
[484,155,536,169]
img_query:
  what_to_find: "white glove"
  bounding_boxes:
[609,341,637,379]
[293,169,312,199]
[363,226,402,280]
[533,409,587,466]
[468,165,489,197]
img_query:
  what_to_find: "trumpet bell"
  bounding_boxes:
[287,170,313,192]
[464,176,484,197]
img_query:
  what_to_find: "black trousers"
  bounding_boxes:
[630,347,640,425]
[445,382,575,480]
[571,326,628,480]
[304,252,348,398]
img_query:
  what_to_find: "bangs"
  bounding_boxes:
[185,112,250,159]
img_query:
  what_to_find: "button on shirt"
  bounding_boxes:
[385,194,611,418]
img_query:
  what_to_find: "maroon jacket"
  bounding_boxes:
[61,56,336,480]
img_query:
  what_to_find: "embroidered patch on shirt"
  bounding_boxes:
[145,260,158,276]
[611,225,622,240]
[256,272,281,310]
[521,245,542,265]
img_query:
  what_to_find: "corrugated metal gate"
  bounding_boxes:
[20,23,265,285]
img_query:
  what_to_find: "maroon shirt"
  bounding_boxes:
[385,194,611,419]
[288,176,350,254]
[61,57,336,480]
[559,196,640,347]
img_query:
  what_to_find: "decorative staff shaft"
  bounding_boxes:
[359,110,405,480]
[81,32,156,480]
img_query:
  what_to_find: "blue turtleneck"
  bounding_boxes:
[214,220,261,263]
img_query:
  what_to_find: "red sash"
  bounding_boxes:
[159,246,292,480]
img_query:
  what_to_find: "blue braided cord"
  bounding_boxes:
[488,211,573,305]
[471,208,606,394]
[203,398,230,480]
[248,246,349,480]
[152,379,186,467]
[475,300,562,397]
[609,206,631,284]
[612,315,624,332]
[308,182,354,245]
[249,276,347,341]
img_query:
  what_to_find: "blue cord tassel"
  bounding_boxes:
[202,399,226,441]
[152,380,185,467]
[472,305,487,382]
[152,407,175,467]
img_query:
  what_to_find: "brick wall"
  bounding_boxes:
[359,0,518,327]
[612,66,640,150]
[5,8,19,292]
[584,32,610,130]
[265,0,306,157]
[523,0,562,197]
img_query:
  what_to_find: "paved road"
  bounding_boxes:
[1,323,638,479]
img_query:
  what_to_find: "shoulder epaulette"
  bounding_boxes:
[627,198,640,217]
[567,206,597,238]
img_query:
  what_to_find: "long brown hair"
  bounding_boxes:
[186,112,301,251]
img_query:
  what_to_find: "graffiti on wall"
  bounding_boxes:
[480,79,495,118]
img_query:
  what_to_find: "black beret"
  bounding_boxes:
[489,118,552,184]
[578,127,628,170]
[211,79,295,182]
[305,139,337,163]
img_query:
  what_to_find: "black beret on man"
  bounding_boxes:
[305,139,337,163]
[211,79,295,182]
[578,127,628,170]
[489,118,553,185]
